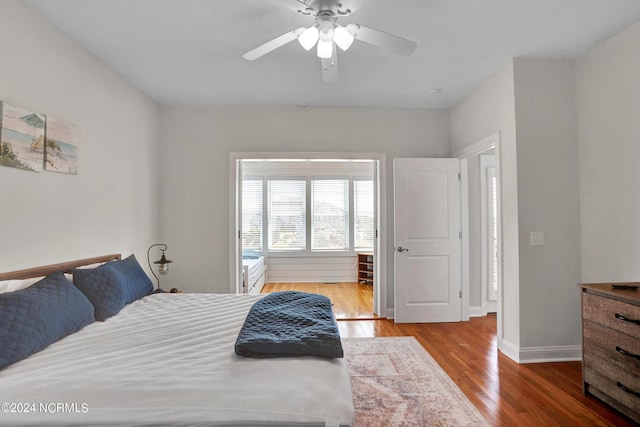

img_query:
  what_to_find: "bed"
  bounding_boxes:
[242,254,266,294]
[0,254,354,427]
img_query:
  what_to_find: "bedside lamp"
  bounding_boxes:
[147,243,173,293]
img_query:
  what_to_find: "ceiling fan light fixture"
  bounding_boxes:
[298,26,319,51]
[317,39,333,59]
[334,26,354,51]
[318,21,335,42]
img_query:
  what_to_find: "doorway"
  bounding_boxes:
[457,132,502,332]
[229,152,388,318]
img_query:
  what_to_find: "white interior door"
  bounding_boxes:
[394,158,461,323]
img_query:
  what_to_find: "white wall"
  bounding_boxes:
[450,62,521,352]
[577,21,640,282]
[512,58,582,351]
[159,106,450,300]
[0,1,160,272]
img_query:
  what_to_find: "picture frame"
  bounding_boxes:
[44,114,78,175]
[0,101,45,172]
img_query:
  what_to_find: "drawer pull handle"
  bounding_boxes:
[615,346,640,361]
[614,313,640,325]
[617,382,640,398]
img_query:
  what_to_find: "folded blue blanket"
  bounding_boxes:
[235,291,344,358]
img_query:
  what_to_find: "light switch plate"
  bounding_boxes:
[530,232,545,247]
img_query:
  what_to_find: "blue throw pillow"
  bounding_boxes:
[242,249,262,259]
[73,254,153,321]
[0,271,95,369]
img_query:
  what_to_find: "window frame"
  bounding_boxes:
[267,177,307,253]
[240,177,264,251]
[242,173,374,258]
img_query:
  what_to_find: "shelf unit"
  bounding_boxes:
[357,253,374,285]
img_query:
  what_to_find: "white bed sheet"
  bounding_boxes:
[243,256,265,287]
[0,293,354,427]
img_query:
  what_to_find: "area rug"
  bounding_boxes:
[342,337,490,427]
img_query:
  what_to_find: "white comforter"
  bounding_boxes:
[0,293,354,427]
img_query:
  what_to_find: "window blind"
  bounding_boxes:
[241,179,263,250]
[311,179,349,251]
[268,180,306,251]
[354,180,374,250]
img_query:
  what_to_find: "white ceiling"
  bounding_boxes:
[25,0,640,109]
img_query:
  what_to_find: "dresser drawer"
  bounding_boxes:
[583,292,640,339]
[584,352,640,419]
[584,320,640,373]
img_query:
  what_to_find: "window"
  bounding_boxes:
[241,179,262,250]
[268,180,306,251]
[488,168,498,301]
[244,172,375,253]
[311,179,349,250]
[354,180,374,250]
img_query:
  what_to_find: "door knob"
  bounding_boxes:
[397,246,409,253]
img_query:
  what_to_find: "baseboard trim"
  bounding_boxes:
[499,339,582,364]
[499,338,521,363]
[468,306,484,317]
[386,308,394,319]
[518,345,582,364]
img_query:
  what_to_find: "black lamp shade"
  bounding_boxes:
[154,252,173,275]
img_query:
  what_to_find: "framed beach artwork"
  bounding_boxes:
[44,115,78,175]
[0,101,45,172]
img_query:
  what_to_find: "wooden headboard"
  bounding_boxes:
[0,254,122,281]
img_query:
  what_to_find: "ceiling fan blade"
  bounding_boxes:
[321,46,339,83]
[348,24,417,56]
[243,28,306,61]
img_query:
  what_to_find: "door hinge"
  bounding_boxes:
[459,231,462,239]
[238,230,241,239]
[375,229,378,238]
[458,172,461,181]
[459,291,462,298]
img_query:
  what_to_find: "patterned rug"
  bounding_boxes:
[342,337,490,427]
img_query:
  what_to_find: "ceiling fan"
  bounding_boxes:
[243,0,417,83]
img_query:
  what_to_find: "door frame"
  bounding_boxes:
[228,152,388,317]
[454,132,503,338]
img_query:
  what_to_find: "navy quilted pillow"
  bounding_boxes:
[0,271,95,369]
[73,254,153,321]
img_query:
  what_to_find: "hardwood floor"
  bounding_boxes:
[262,282,376,319]
[263,282,635,425]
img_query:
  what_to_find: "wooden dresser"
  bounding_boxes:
[580,283,640,423]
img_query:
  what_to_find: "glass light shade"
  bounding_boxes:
[158,263,169,275]
[298,26,319,51]
[154,252,173,276]
[317,39,333,59]
[318,23,335,42]
[334,26,354,51]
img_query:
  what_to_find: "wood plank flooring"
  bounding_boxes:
[262,282,376,319]
[264,282,636,426]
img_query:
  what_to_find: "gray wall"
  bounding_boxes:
[0,0,160,272]
[512,58,582,350]
[159,106,451,306]
[577,20,640,282]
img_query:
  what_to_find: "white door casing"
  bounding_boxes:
[394,158,462,323]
